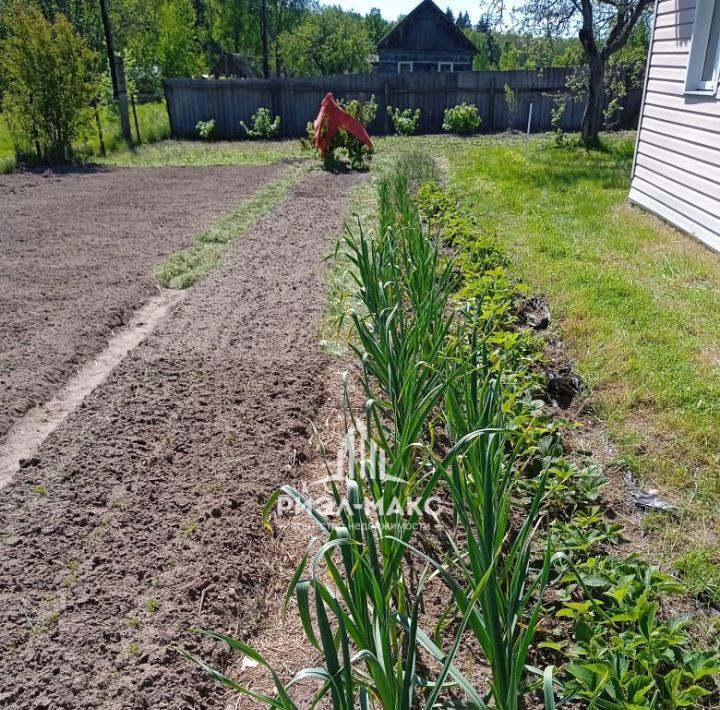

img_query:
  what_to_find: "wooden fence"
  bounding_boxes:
[164,69,642,139]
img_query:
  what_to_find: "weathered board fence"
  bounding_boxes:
[164,69,642,139]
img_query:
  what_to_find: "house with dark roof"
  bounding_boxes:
[375,0,477,74]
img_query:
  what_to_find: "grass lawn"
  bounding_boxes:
[0,117,15,173]
[425,133,719,578]
[95,137,306,168]
[0,101,307,171]
[83,100,171,157]
[0,100,170,172]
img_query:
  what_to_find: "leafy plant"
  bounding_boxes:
[442,103,481,135]
[553,555,720,706]
[550,95,567,147]
[563,611,720,707]
[386,106,421,136]
[241,107,281,140]
[195,118,216,141]
[551,507,623,556]
[504,84,518,130]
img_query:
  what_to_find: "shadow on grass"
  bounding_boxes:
[6,161,112,176]
[523,137,635,192]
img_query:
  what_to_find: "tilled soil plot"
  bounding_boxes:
[0,169,364,709]
[0,164,284,438]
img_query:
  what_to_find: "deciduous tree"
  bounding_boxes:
[520,0,653,146]
[0,0,98,161]
[365,7,392,43]
[157,0,205,78]
[279,7,373,76]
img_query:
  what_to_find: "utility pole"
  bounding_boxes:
[114,56,133,143]
[98,0,131,143]
[98,0,118,97]
[261,0,270,79]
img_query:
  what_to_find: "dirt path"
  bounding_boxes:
[0,169,364,710]
[0,164,284,439]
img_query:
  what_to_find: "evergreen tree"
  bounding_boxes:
[455,11,471,29]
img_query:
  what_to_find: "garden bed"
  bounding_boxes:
[0,169,363,708]
[0,163,284,438]
[185,145,719,708]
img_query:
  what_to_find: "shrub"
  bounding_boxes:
[195,118,216,141]
[551,95,567,147]
[387,106,421,136]
[442,102,481,135]
[240,107,281,139]
[0,1,99,162]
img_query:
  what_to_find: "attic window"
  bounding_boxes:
[685,0,720,94]
[398,61,413,73]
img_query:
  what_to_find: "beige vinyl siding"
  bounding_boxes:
[630,0,720,253]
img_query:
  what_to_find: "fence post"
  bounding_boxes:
[93,97,106,156]
[527,102,534,135]
[130,93,141,144]
[269,79,279,122]
[384,80,390,134]
[163,81,175,137]
[114,55,132,144]
[487,77,496,132]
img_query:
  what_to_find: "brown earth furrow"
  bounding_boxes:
[0,163,285,439]
[0,168,363,710]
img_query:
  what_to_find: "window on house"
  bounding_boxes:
[398,62,413,74]
[438,62,453,72]
[686,0,720,93]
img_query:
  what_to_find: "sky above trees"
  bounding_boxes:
[333,0,521,24]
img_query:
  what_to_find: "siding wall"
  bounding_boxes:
[630,0,720,252]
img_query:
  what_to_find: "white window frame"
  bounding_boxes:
[438,62,454,72]
[397,61,413,74]
[685,0,720,95]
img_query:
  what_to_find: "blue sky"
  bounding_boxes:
[333,0,487,24]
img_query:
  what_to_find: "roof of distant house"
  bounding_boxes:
[377,0,477,54]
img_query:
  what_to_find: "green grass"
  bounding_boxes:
[81,100,171,157]
[155,162,309,289]
[675,548,720,606]
[96,136,307,168]
[1,100,307,172]
[424,132,720,558]
[0,117,14,173]
[0,101,170,173]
